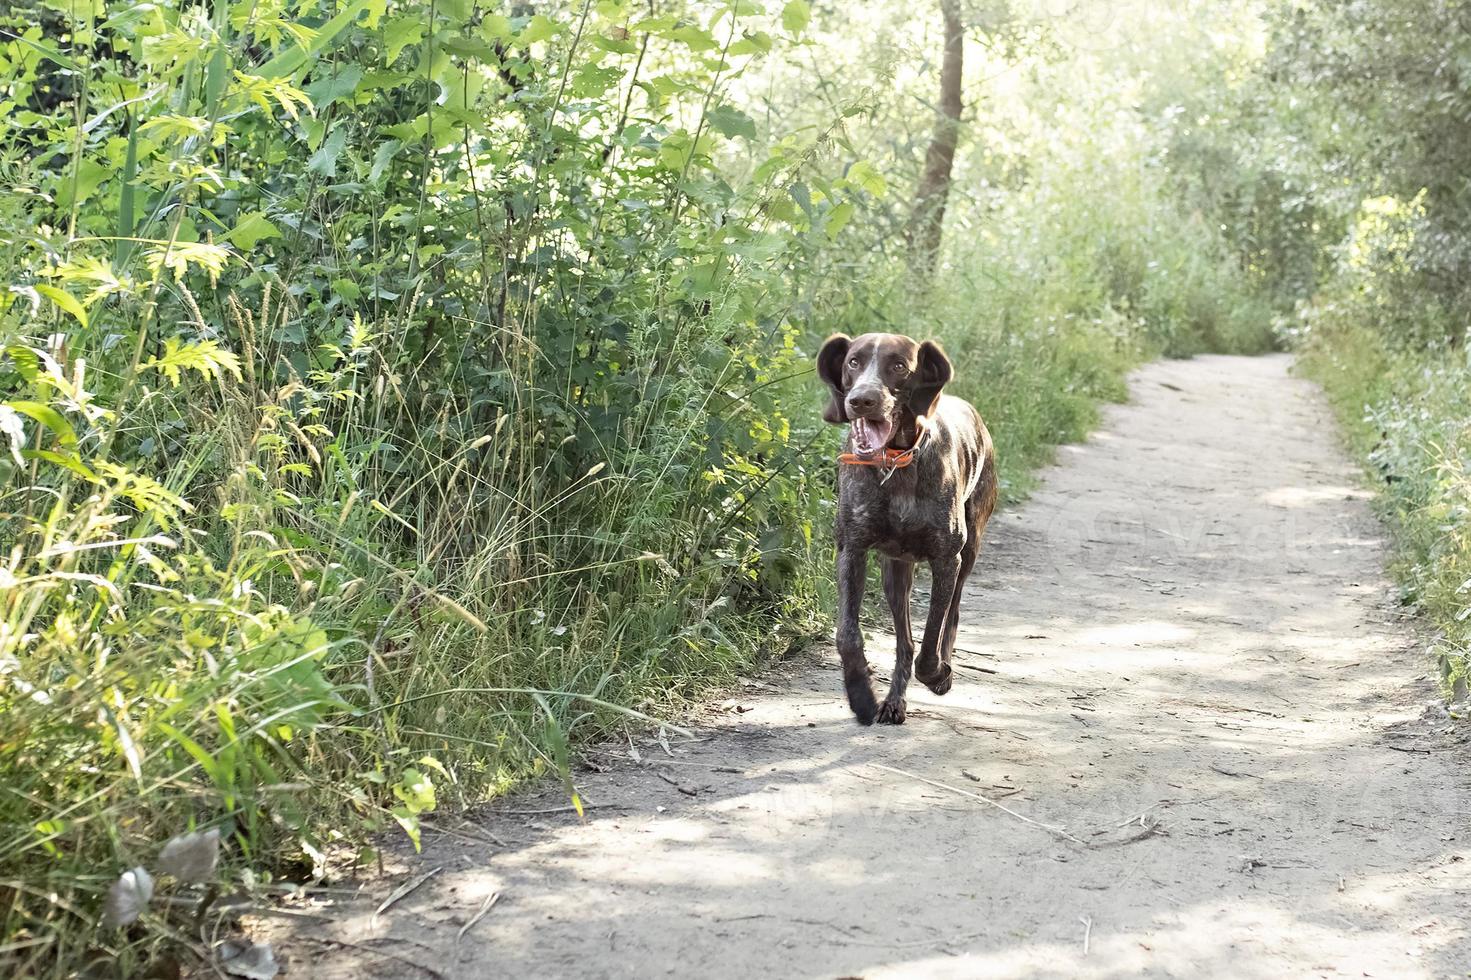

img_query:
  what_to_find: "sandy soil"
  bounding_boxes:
[265,354,1470,979]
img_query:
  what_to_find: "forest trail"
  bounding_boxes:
[267,355,1469,978]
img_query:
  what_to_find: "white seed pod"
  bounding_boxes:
[157,827,221,884]
[218,939,280,979]
[102,866,154,929]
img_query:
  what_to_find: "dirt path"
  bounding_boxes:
[269,355,1469,978]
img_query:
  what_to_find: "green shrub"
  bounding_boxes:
[1297,304,1471,701]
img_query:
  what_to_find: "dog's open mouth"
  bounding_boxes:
[851,416,895,456]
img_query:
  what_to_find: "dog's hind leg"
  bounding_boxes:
[934,530,981,692]
[836,545,878,725]
[876,559,915,724]
[914,552,960,695]
[932,487,994,693]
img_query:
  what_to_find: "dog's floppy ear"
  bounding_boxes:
[908,340,952,419]
[816,334,851,424]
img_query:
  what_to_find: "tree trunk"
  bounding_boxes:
[909,0,964,273]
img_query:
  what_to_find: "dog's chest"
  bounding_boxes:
[841,478,963,560]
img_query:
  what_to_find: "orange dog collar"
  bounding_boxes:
[839,416,930,469]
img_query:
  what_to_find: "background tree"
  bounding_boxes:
[908,0,965,271]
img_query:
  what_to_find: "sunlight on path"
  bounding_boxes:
[267,355,1469,979]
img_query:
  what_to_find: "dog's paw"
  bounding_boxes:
[876,696,907,725]
[914,655,943,684]
[922,662,953,696]
[846,676,878,726]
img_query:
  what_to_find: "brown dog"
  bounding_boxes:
[816,333,997,724]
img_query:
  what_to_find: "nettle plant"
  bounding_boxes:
[1,0,881,967]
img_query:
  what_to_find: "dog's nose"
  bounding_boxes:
[846,389,880,415]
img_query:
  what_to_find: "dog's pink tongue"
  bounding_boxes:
[852,417,893,455]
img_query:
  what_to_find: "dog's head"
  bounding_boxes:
[816,332,953,455]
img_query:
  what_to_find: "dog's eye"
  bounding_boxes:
[848,357,860,369]
[891,362,910,375]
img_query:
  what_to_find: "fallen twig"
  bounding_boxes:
[457,891,500,942]
[373,867,441,924]
[870,763,1085,845]
[491,803,628,815]
[955,663,999,675]
[421,818,506,847]
[959,770,1022,797]
[1094,814,1167,847]
[300,936,446,979]
[656,771,699,796]
[1209,762,1264,779]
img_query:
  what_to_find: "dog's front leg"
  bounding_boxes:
[835,545,877,724]
[914,553,959,695]
[877,559,915,724]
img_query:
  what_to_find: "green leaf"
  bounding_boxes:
[143,338,243,387]
[40,0,105,19]
[390,807,422,850]
[20,448,97,481]
[706,103,757,140]
[517,14,560,46]
[825,200,855,240]
[156,723,220,782]
[533,693,584,821]
[5,345,39,383]
[788,182,813,220]
[781,0,810,34]
[304,64,364,107]
[258,0,380,79]
[369,138,402,184]
[571,62,624,98]
[56,158,110,209]
[145,242,233,284]
[392,767,437,815]
[139,114,215,141]
[728,30,773,55]
[308,127,349,178]
[5,400,78,449]
[670,23,718,51]
[5,30,81,71]
[34,284,88,329]
[382,16,426,63]
[438,0,472,22]
[439,35,501,61]
[845,159,887,197]
[592,33,638,54]
[116,112,141,266]
[224,212,282,251]
[480,14,513,40]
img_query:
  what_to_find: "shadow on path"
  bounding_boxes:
[265,355,1470,979]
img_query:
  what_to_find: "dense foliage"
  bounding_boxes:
[19,0,1465,972]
